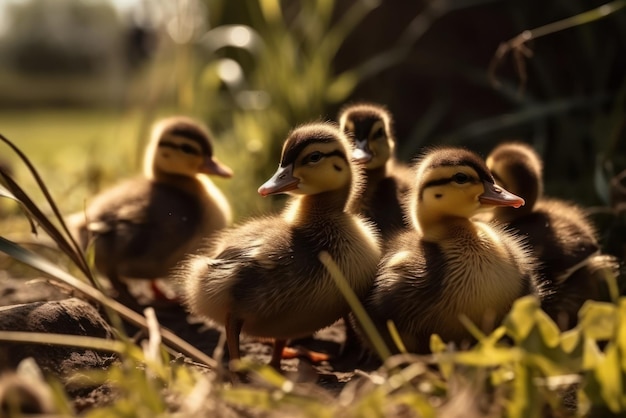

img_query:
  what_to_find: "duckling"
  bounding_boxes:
[70,116,233,308]
[180,122,381,369]
[486,141,620,329]
[338,102,412,241]
[365,147,539,354]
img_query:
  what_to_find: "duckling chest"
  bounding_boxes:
[437,226,528,318]
[293,216,381,290]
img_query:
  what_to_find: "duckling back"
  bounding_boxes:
[80,175,223,279]
[185,209,379,339]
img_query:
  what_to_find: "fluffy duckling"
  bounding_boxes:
[181,122,381,369]
[70,116,233,307]
[486,142,620,329]
[338,102,412,241]
[365,147,539,354]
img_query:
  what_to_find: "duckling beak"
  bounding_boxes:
[479,180,525,208]
[201,157,234,178]
[352,140,373,163]
[258,164,299,196]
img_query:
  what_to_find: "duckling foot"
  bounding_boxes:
[281,346,330,364]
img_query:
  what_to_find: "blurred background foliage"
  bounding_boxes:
[0,0,624,244]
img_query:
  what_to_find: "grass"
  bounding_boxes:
[2,126,626,416]
[0,108,143,221]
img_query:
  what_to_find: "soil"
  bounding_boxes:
[0,270,377,414]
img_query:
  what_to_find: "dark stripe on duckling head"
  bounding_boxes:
[420,172,481,200]
[158,140,202,156]
[280,124,346,168]
[426,148,494,183]
[418,148,494,200]
[339,103,392,141]
[162,121,212,156]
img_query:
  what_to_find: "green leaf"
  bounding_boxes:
[504,295,540,342]
[578,301,617,341]
[506,362,533,418]
[535,308,561,348]
[582,337,603,370]
[453,346,523,367]
[481,325,507,347]
[594,343,624,413]
[560,328,581,354]
[430,333,447,354]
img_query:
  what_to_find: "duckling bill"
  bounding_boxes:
[338,102,413,242]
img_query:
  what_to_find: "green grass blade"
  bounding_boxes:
[0,133,94,283]
[0,182,37,234]
[0,330,127,354]
[0,235,217,369]
[318,251,391,361]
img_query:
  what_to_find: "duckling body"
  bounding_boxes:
[338,103,412,241]
[365,147,539,354]
[486,142,619,329]
[71,116,233,307]
[181,123,381,367]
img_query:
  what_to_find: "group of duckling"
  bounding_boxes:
[69,103,621,370]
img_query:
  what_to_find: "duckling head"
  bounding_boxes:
[143,116,233,180]
[258,122,355,199]
[338,102,394,170]
[486,142,543,220]
[410,147,525,238]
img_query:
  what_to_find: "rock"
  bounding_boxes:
[0,298,117,377]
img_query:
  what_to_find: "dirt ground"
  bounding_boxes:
[0,270,375,413]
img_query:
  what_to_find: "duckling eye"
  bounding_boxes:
[179,144,201,156]
[304,151,324,165]
[372,128,385,139]
[453,172,470,184]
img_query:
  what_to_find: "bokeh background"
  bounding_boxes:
[0,0,624,250]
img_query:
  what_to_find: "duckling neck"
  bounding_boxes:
[365,165,388,185]
[150,170,203,195]
[288,188,350,224]
[417,214,477,243]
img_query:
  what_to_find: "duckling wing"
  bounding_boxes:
[367,233,447,352]
[83,178,203,278]
[510,198,599,280]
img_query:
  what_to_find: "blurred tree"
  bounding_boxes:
[3,0,122,76]
[0,0,149,106]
